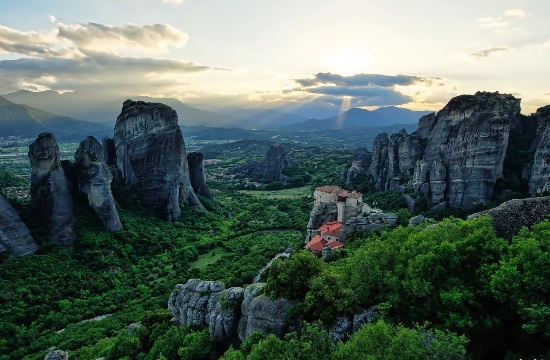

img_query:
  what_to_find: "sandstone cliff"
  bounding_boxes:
[28,132,76,245]
[528,105,550,196]
[0,193,39,256]
[74,137,123,231]
[468,196,550,239]
[226,143,290,182]
[168,279,296,344]
[369,92,522,208]
[114,100,204,221]
[187,152,217,203]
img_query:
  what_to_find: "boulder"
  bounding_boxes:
[74,137,122,232]
[0,193,39,256]
[28,132,76,246]
[240,294,296,341]
[44,348,68,360]
[114,100,204,221]
[409,215,426,226]
[468,196,550,239]
[209,287,244,343]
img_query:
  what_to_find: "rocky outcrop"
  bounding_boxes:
[74,137,122,231]
[187,152,216,203]
[168,280,295,344]
[0,193,39,256]
[339,209,398,241]
[528,105,550,196]
[468,196,550,239]
[114,100,204,221]
[28,132,76,246]
[305,202,338,241]
[370,92,522,208]
[44,348,68,360]
[226,144,290,182]
[328,306,378,342]
[343,148,369,183]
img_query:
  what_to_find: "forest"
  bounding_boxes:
[0,139,549,360]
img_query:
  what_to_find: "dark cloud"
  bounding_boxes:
[293,72,433,107]
[470,46,510,58]
[295,72,432,87]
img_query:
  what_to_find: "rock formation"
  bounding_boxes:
[339,209,398,242]
[187,152,216,203]
[528,105,550,196]
[0,193,39,256]
[168,279,296,344]
[74,137,122,231]
[226,143,290,182]
[342,147,369,184]
[44,348,68,360]
[28,132,76,246]
[114,100,204,221]
[369,92,522,209]
[368,129,422,191]
[328,306,378,342]
[468,196,550,239]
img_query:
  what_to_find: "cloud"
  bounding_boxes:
[163,0,183,3]
[477,8,529,33]
[54,19,188,53]
[293,72,438,108]
[295,72,433,88]
[504,9,527,19]
[0,21,216,95]
[470,46,510,58]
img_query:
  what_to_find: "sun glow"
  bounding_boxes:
[324,49,371,76]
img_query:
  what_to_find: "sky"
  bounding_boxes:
[0,0,549,117]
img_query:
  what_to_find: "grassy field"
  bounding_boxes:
[239,185,312,199]
[189,248,229,270]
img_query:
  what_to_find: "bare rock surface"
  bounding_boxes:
[370,92,522,209]
[528,105,550,196]
[74,137,122,231]
[114,100,204,221]
[0,193,38,256]
[44,348,68,360]
[187,152,216,203]
[343,147,369,184]
[226,144,290,182]
[468,196,550,239]
[28,132,76,245]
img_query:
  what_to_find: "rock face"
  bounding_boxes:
[74,137,122,231]
[114,100,204,221]
[328,306,378,342]
[468,197,550,239]
[44,348,68,360]
[528,105,550,196]
[0,193,39,256]
[168,280,295,344]
[369,92,522,208]
[339,209,398,242]
[343,147,369,184]
[226,143,290,182]
[368,129,422,191]
[28,132,76,246]
[187,152,216,203]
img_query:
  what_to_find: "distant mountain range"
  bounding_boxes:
[2,90,432,131]
[0,96,111,140]
[287,107,432,130]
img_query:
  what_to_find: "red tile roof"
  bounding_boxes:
[316,186,362,199]
[317,221,343,237]
[316,186,342,194]
[305,235,327,253]
[328,241,344,250]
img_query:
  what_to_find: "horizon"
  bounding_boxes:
[1,0,549,118]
